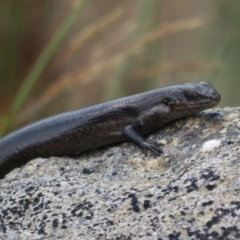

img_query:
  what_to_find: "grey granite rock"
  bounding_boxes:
[0,107,240,240]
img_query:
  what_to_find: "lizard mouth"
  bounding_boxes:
[198,82,221,108]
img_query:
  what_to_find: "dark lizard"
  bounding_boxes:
[0,82,221,178]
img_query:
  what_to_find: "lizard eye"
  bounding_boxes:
[184,92,196,101]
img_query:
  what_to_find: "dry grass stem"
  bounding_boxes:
[129,60,223,79]
[131,18,204,53]
[68,7,125,58]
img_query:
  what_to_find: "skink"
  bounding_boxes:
[0,82,221,178]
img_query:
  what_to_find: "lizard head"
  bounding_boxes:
[162,82,221,114]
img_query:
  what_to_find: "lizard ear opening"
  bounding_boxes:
[162,97,175,105]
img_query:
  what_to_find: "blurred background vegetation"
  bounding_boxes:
[0,0,239,136]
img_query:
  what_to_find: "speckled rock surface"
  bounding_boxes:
[0,107,240,240]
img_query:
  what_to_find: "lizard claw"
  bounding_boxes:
[140,141,163,156]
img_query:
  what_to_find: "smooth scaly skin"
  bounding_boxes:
[0,82,221,178]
